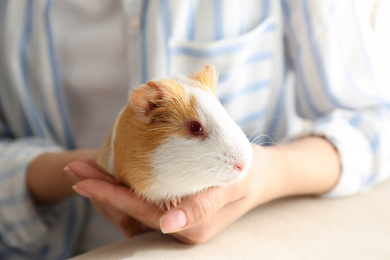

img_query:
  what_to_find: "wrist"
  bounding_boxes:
[249,136,341,207]
[249,136,341,208]
[244,145,289,208]
[262,146,291,199]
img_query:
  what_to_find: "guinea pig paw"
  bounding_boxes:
[163,197,182,211]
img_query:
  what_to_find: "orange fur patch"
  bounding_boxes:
[189,64,218,94]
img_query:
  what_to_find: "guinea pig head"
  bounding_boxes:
[112,65,253,203]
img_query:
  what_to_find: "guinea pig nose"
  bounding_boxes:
[234,162,245,172]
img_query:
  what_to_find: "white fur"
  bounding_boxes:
[147,77,253,202]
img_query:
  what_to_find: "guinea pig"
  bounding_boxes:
[97,65,253,209]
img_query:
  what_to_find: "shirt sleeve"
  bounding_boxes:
[0,105,65,252]
[0,136,62,248]
[282,0,390,197]
[0,118,91,259]
[0,1,92,258]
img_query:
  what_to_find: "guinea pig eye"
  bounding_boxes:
[187,120,204,136]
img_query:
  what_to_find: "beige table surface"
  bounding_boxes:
[70,179,390,260]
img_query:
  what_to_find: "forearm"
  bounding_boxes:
[252,136,341,205]
[27,149,97,205]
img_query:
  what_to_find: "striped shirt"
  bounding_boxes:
[1,0,390,259]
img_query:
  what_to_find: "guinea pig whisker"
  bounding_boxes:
[250,133,271,145]
[260,139,281,147]
[191,167,219,187]
[191,152,219,167]
[258,141,275,147]
[251,132,281,147]
[204,165,226,180]
[146,127,177,132]
[249,116,276,140]
[248,114,283,141]
[195,169,225,200]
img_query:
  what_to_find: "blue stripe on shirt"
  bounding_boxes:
[266,63,286,138]
[261,0,271,21]
[364,140,386,186]
[301,0,347,109]
[219,79,270,105]
[141,0,150,82]
[370,131,380,152]
[218,51,273,84]
[174,38,274,58]
[213,0,223,40]
[170,18,276,57]
[264,23,276,32]
[55,198,77,260]
[0,248,15,259]
[0,192,28,207]
[350,0,377,90]
[0,120,12,137]
[348,113,363,127]
[170,42,250,57]
[246,51,273,64]
[20,0,45,137]
[236,106,267,126]
[1,0,8,23]
[0,165,25,181]
[186,0,195,40]
[0,140,51,160]
[160,0,171,77]
[281,0,322,117]
[365,171,379,187]
[45,0,75,149]
[348,113,381,153]
[0,236,49,259]
[238,1,245,35]
[21,109,33,136]
[0,215,40,235]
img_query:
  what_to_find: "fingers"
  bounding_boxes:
[78,158,113,178]
[160,183,248,234]
[67,159,253,244]
[66,159,160,236]
[90,199,149,237]
[73,179,163,230]
[171,197,250,244]
[64,159,118,185]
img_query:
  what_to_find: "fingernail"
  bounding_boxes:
[64,166,81,181]
[160,209,187,233]
[72,185,91,198]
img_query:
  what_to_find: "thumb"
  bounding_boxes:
[159,186,240,234]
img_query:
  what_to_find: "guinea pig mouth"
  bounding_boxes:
[218,165,249,185]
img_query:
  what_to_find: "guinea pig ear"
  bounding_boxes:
[129,81,163,124]
[192,65,218,94]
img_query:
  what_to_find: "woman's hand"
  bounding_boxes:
[64,146,280,244]
[65,136,341,244]
[65,159,160,237]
